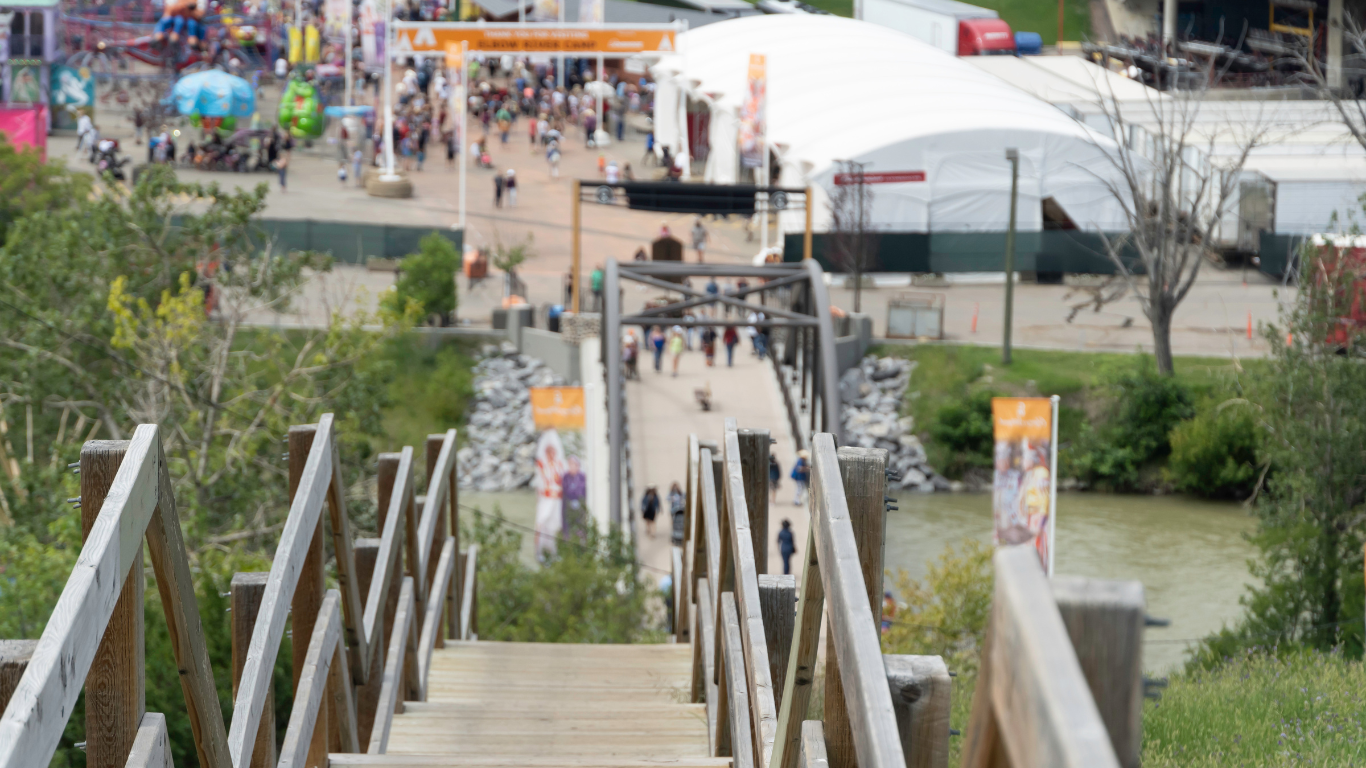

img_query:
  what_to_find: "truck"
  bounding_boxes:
[858,0,1016,56]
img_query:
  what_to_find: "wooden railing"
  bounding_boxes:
[0,415,475,768]
[676,423,1149,768]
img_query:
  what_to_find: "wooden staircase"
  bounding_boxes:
[332,641,726,768]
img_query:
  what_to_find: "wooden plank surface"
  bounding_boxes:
[278,592,343,768]
[327,435,370,684]
[799,720,830,768]
[989,546,1121,768]
[148,440,232,768]
[231,573,275,768]
[227,415,335,768]
[368,578,417,755]
[329,757,732,768]
[808,434,904,768]
[124,712,173,768]
[1051,576,1145,768]
[823,446,887,768]
[417,537,457,691]
[719,593,756,768]
[722,426,778,768]
[81,440,145,768]
[0,424,160,768]
[884,655,951,768]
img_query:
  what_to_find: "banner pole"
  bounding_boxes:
[1047,394,1059,577]
[459,41,468,229]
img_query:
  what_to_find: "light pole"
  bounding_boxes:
[1003,147,1019,365]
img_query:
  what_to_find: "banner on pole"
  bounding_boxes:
[530,387,589,558]
[991,397,1057,570]
[739,53,766,170]
[359,0,384,66]
[324,0,349,39]
[393,23,677,54]
[579,0,604,24]
[530,0,560,22]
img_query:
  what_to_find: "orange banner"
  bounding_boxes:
[991,397,1052,441]
[529,387,586,431]
[395,24,677,54]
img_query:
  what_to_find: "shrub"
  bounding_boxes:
[1167,400,1261,499]
[1068,356,1194,491]
[928,390,996,479]
[384,232,460,323]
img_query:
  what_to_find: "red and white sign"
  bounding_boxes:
[834,170,926,185]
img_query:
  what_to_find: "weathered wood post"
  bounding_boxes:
[376,452,404,641]
[82,440,145,768]
[884,655,951,768]
[824,446,887,768]
[231,573,276,768]
[425,434,455,645]
[759,574,796,704]
[352,539,384,750]
[737,429,770,574]
[289,425,329,768]
[0,640,37,715]
[800,720,830,768]
[1051,577,1145,768]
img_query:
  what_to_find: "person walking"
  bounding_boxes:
[691,217,709,262]
[777,519,796,575]
[276,148,289,191]
[353,148,364,186]
[768,454,782,504]
[505,169,518,206]
[546,140,561,178]
[494,171,505,207]
[650,326,666,372]
[641,486,660,538]
[668,482,685,543]
[667,328,685,377]
[723,326,739,367]
[791,450,810,506]
[701,326,717,367]
[590,265,604,311]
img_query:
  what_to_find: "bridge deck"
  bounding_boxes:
[334,641,724,768]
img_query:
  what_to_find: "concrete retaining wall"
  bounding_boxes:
[520,327,581,384]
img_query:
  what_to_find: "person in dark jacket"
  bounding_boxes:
[768,454,781,503]
[777,519,796,575]
[641,486,660,538]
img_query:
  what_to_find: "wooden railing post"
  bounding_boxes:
[884,655,950,768]
[82,440,145,768]
[377,452,406,642]
[231,573,276,768]
[288,425,328,768]
[1051,577,1145,768]
[800,720,831,768]
[824,446,887,768]
[352,539,385,751]
[770,519,825,768]
[737,429,771,574]
[759,574,796,704]
[425,435,452,645]
[0,640,37,715]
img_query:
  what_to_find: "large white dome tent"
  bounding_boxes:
[650,14,1132,272]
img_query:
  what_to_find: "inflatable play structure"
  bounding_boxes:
[278,75,324,138]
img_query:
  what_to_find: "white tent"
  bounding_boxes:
[651,15,1129,236]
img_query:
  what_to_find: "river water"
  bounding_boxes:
[890,491,1258,672]
[461,489,1257,672]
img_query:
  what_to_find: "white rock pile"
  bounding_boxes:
[840,355,949,492]
[456,343,564,491]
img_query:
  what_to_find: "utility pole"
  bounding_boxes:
[1003,147,1019,365]
[853,161,866,313]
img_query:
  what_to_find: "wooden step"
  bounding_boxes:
[331,756,731,768]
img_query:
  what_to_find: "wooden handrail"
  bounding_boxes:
[721,423,779,767]
[368,578,418,755]
[417,536,458,695]
[364,446,414,650]
[0,425,230,768]
[415,429,458,604]
[280,590,346,768]
[125,713,173,768]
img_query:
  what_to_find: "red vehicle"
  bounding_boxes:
[958,18,1016,55]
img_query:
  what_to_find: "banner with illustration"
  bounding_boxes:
[51,65,95,130]
[530,386,588,558]
[991,396,1058,573]
[324,0,349,40]
[738,53,766,169]
[578,0,604,24]
[359,0,384,67]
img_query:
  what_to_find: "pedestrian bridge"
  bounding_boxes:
[0,413,1146,768]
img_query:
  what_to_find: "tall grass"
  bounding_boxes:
[1143,650,1366,767]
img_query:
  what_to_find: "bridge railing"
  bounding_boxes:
[0,414,475,768]
[677,422,1144,768]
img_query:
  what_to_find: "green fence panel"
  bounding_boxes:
[1258,232,1304,279]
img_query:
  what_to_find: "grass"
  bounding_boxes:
[871,343,1247,474]
[793,0,1088,45]
[1144,651,1366,767]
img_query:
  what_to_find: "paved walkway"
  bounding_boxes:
[625,333,808,585]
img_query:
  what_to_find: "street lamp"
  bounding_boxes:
[1003,147,1019,365]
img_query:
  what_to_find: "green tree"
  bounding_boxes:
[0,135,90,246]
[466,508,662,644]
[1198,250,1366,663]
[1068,356,1193,491]
[928,390,996,479]
[1166,400,1261,499]
[383,232,460,324]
